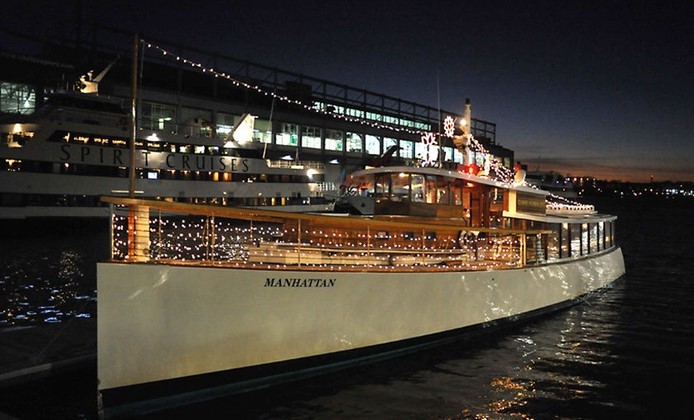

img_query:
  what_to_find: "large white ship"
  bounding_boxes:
[0,85,336,219]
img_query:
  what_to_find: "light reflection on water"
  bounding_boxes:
[0,221,104,327]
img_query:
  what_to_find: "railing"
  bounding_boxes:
[107,198,555,272]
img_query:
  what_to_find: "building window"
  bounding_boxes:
[216,112,236,139]
[254,118,272,143]
[277,123,298,146]
[180,107,213,137]
[383,137,398,156]
[365,135,381,156]
[140,101,176,133]
[325,129,344,151]
[453,148,463,163]
[400,140,413,159]
[1,82,36,114]
[346,132,363,153]
[443,146,454,162]
[301,126,322,149]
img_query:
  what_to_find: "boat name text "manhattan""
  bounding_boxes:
[264,278,337,288]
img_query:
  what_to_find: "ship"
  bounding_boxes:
[0,76,336,219]
[96,108,625,418]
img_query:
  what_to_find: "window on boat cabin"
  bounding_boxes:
[451,180,463,205]
[325,129,344,151]
[570,223,581,257]
[598,221,605,251]
[411,174,424,202]
[547,225,560,261]
[581,223,589,255]
[375,173,390,198]
[301,126,322,149]
[426,176,437,204]
[590,223,599,253]
[561,223,570,258]
[277,123,298,146]
[400,140,414,159]
[140,101,176,133]
[391,173,410,201]
[253,118,272,143]
[366,135,381,155]
[384,138,398,156]
[437,177,450,204]
[346,132,363,153]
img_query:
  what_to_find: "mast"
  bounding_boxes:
[128,34,139,198]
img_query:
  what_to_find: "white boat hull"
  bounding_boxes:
[97,247,624,401]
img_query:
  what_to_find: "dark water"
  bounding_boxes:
[1,198,693,419]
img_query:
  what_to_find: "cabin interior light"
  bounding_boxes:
[12,123,22,134]
[147,133,159,141]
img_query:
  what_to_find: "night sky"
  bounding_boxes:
[6,0,693,182]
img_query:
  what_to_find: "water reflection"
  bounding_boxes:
[0,242,98,327]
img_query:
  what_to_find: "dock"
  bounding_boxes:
[0,319,96,387]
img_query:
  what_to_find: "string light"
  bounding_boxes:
[143,41,516,185]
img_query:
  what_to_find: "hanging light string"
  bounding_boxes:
[144,41,515,185]
[145,41,430,136]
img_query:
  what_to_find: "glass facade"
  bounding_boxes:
[346,132,363,153]
[301,126,322,149]
[365,135,381,155]
[277,123,298,146]
[1,82,36,114]
[325,129,343,151]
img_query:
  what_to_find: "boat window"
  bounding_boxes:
[589,223,598,253]
[452,180,463,205]
[437,177,450,205]
[425,176,437,204]
[560,223,569,258]
[375,173,389,197]
[411,174,424,202]
[391,173,410,201]
[581,223,589,255]
[547,225,560,261]
[571,224,581,257]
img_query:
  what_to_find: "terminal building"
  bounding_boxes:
[1,25,514,215]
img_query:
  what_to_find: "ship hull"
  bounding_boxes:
[97,247,624,416]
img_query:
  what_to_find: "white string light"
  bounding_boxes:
[143,41,517,185]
